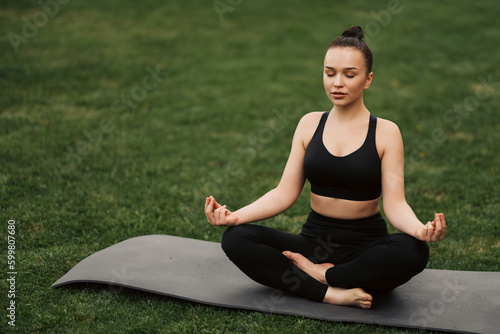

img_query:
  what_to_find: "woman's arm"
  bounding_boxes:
[205,113,320,226]
[379,119,446,242]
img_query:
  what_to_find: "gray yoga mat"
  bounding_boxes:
[52,235,499,334]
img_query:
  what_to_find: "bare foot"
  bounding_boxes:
[324,286,373,309]
[283,251,373,309]
[282,251,333,285]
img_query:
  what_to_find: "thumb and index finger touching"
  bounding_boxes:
[205,195,224,211]
[425,212,446,241]
[205,195,231,225]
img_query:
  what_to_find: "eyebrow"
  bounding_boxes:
[324,66,358,70]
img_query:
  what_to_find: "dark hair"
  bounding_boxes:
[327,26,373,74]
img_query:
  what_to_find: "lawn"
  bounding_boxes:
[1,0,499,332]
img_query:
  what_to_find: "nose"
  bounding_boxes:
[333,75,343,87]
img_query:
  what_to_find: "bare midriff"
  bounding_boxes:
[310,192,380,219]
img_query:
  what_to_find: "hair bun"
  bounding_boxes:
[341,25,364,40]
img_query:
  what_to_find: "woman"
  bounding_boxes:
[204,26,446,309]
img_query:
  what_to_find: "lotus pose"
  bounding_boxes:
[205,26,446,309]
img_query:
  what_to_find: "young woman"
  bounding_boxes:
[204,26,446,309]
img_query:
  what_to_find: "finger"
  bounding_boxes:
[214,204,226,213]
[212,206,220,225]
[205,198,214,223]
[221,208,230,225]
[430,214,437,229]
[213,198,225,215]
[428,219,440,242]
[215,208,223,225]
[429,226,436,241]
[207,198,215,214]
[215,205,227,225]
[213,198,223,209]
[439,213,446,229]
[434,213,443,236]
[437,213,446,240]
[422,223,430,240]
[429,214,438,241]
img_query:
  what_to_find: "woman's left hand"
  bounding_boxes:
[415,213,446,242]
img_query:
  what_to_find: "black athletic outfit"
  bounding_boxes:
[222,112,429,302]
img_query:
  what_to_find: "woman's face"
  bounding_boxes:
[323,47,373,107]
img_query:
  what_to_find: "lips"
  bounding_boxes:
[332,92,347,98]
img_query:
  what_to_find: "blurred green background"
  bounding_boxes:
[1,0,499,332]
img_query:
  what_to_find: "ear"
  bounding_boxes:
[364,72,373,89]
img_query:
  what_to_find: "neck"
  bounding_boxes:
[330,98,369,122]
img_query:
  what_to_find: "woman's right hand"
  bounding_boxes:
[205,196,239,226]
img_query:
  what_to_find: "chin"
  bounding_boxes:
[331,99,350,106]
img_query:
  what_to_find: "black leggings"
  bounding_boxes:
[221,211,429,302]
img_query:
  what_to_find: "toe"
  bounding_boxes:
[361,300,372,309]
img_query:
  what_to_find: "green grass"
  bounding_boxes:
[1,0,499,332]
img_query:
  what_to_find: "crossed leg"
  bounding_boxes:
[283,251,373,309]
[222,226,427,310]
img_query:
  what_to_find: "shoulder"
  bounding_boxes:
[298,111,324,126]
[294,111,325,148]
[375,117,404,158]
[376,117,402,141]
[294,111,324,133]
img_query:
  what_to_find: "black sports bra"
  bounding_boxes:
[303,112,382,201]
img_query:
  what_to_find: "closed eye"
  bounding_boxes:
[325,73,355,78]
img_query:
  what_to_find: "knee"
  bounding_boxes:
[402,235,429,272]
[221,225,246,257]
